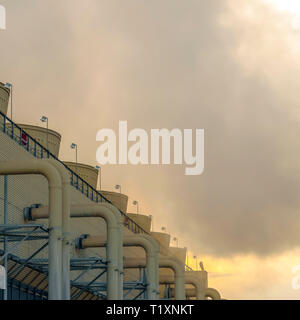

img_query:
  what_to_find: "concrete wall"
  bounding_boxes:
[0,82,10,115]
[7,123,61,157]
[150,232,170,248]
[127,213,151,233]
[98,190,128,213]
[168,247,187,264]
[64,162,98,189]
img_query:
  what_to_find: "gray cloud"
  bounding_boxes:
[1,0,300,257]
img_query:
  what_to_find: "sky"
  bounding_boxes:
[1,0,300,299]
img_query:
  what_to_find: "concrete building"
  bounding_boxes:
[0,105,222,300]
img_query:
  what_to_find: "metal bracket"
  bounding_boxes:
[75,234,89,249]
[23,204,41,221]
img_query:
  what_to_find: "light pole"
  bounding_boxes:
[200,261,205,271]
[4,83,12,120]
[70,143,78,164]
[133,200,139,213]
[173,237,178,248]
[95,165,102,190]
[149,215,153,231]
[40,116,49,151]
[193,255,198,271]
[115,184,121,194]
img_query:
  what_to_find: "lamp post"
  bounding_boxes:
[70,143,78,164]
[133,200,139,213]
[40,116,49,151]
[193,255,198,271]
[4,83,12,120]
[115,184,121,194]
[95,166,102,190]
[186,250,189,266]
[149,215,153,231]
[173,237,178,248]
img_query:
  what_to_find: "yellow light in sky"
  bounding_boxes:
[265,0,300,29]
[270,0,300,14]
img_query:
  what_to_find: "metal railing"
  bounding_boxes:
[0,111,193,271]
[0,111,148,235]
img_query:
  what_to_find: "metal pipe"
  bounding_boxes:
[101,203,124,300]
[170,287,221,300]
[81,235,158,300]
[140,234,160,298]
[123,236,157,300]
[159,273,205,300]
[123,257,186,300]
[205,288,221,300]
[31,203,120,300]
[0,160,63,300]
[159,258,185,300]
[185,271,207,300]
[47,159,71,300]
[3,175,8,300]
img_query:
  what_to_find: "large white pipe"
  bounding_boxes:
[47,159,71,300]
[160,274,205,300]
[31,203,120,300]
[205,288,221,300]
[80,235,158,300]
[124,257,186,300]
[141,234,160,299]
[101,203,123,300]
[170,287,221,300]
[0,160,63,300]
[159,258,186,300]
[123,236,157,300]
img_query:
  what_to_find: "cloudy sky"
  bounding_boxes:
[1,0,300,299]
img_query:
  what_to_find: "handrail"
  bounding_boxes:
[0,111,147,234]
[0,111,193,271]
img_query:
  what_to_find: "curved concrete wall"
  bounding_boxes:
[64,162,98,189]
[7,124,61,157]
[169,247,187,264]
[98,190,128,213]
[150,232,171,248]
[127,213,152,233]
[0,82,10,115]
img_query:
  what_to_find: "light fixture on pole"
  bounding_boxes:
[115,184,121,194]
[149,215,153,231]
[4,83,13,120]
[173,237,178,248]
[95,166,102,190]
[200,261,205,272]
[133,200,139,213]
[70,143,78,164]
[193,255,198,271]
[40,116,49,151]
